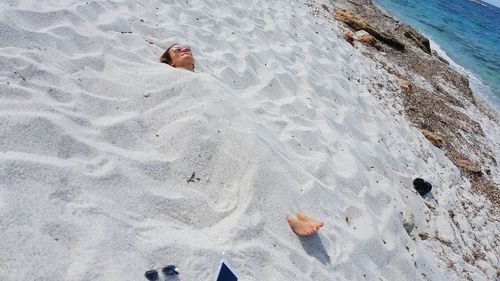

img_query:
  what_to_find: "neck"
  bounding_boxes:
[177,63,194,72]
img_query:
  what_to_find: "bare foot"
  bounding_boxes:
[287,215,321,236]
[297,213,324,228]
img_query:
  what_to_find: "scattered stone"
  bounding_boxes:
[403,208,415,235]
[420,129,444,148]
[354,30,376,46]
[472,250,486,261]
[463,254,475,265]
[343,31,355,46]
[448,210,455,218]
[354,30,369,38]
[418,232,429,240]
[456,159,482,176]
[396,78,412,90]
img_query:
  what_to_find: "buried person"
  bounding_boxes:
[287,213,324,236]
[159,44,323,237]
[160,43,195,72]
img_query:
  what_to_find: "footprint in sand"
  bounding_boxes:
[331,150,357,178]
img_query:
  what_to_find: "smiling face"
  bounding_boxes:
[168,44,194,70]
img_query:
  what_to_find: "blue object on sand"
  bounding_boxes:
[215,258,238,281]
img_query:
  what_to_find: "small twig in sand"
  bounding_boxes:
[187,172,196,183]
[14,71,26,81]
[187,172,201,183]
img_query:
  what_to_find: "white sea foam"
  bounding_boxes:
[429,39,500,112]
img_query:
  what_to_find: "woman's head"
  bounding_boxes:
[160,43,195,71]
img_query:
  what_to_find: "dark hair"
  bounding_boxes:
[159,43,178,65]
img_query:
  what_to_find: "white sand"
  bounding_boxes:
[0,0,498,280]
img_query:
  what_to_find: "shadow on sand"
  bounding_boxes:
[299,233,331,265]
[422,192,439,205]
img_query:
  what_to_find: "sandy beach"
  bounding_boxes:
[0,0,498,280]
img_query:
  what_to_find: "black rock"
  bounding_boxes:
[413,178,432,196]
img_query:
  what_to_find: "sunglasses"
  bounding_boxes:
[144,265,179,280]
[170,46,192,53]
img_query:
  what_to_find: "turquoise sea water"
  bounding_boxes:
[372,0,500,111]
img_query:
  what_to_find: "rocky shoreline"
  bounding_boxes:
[305,0,499,279]
[318,0,500,210]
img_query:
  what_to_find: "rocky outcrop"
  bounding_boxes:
[334,9,405,51]
[334,9,369,30]
[401,24,431,54]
